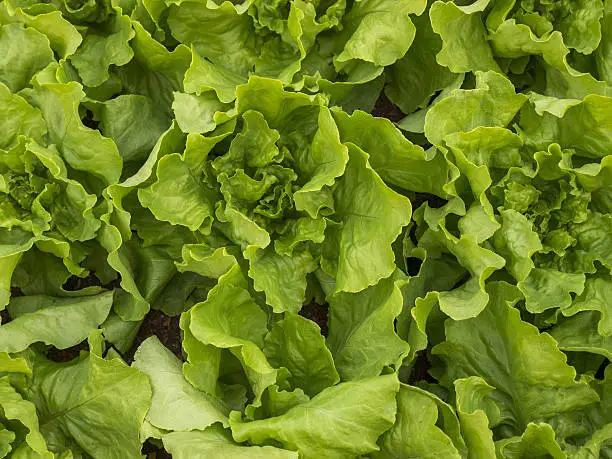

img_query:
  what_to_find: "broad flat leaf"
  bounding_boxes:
[425,71,527,146]
[0,377,51,457]
[70,11,134,87]
[430,0,499,73]
[230,374,400,459]
[263,313,339,397]
[0,23,53,92]
[132,336,229,431]
[433,282,599,436]
[138,153,216,231]
[327,273,410,380]
[372,384,464,458]
[323,143,412,293]
[0,292,113,353]
[163,425,298,459]
[27,341,151,458]
[247,248,317,314]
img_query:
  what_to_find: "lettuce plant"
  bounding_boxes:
[0,0,612,457]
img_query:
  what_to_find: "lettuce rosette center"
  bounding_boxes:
[135,76,413,315]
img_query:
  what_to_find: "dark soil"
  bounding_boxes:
[372,92,405,122]
[143,442,172,459]
[125,309,183,363]
[299,301,330,336]
[47,341,90,362]
[408,351,436,384]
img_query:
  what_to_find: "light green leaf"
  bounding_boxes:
[430,0,500,73]
[0,83,46,150]
[0,23,53,91]
[454,377,497,459]
[0,292,113,353]
[433,282,599,435]
[172,91,232,134]
[187,265,277,407]
[167,1,256,75]
[263,313,339,397]
[425,71,527,146]
[163,425,298,459]
[563,273,612,336]
[247,248,317,314]
[22,80,122,186]
[333,109,452,197]
[184,47,247,103]
[518,268,585,314]
[323,143,412,293]
[550,312,612,360]
[132,336,229,431]
[496,423,565,459]
[327,273,410,380]
[335,0,426,67]
[27,343,151,458]
[138,153,216,231]
[0,377,51,457]
[230,374,400,459]
[372,384,463,459]
[70,11,134,87]
[492,210,542,282]
[519,95,612,158]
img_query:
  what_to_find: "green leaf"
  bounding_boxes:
[163,425,298,459]
[433,282,599,436]
[246,248,317,314]
[550,312,612,360]
[172,91,233,134]
[322,143,412,293]
[335,0,426,68]
[116,22,191,114]
[327,273,410,381]
[518,268,585,314]
[372,384,464,459]
[184,47,247,103]
[496,423,565,459]
[490,20,607,99]
[385,9,457,114]
[27,340,151,458]
[186,265,277,407]
[132,336,229,431]
[23,80,123,186]
[70,10,134,87]
[0,5,82,58]
[332,109,452,197]
[519,95,612,158]
[96,94,171,163]
[167,1,256,76]
[563,273,612,336]
[596,0,612,84]
[0,83,46,150]
[263,313,339,397]
[230,374,400,459]
[425,71,527,146]
[430,0,499,73]
[0,292,113,353]
[492,210,542,282]
[177,244,238,280]
[138,153,216,231]
[454,377,497,459]
[0,23,53,92]
[292,106,349,219]
[0,377,51,457]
